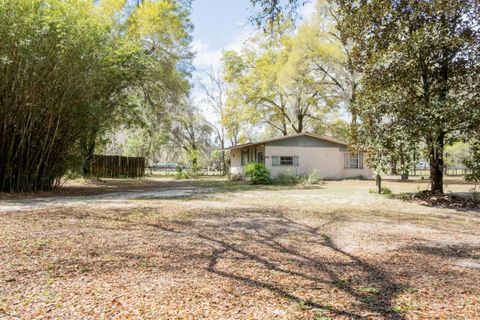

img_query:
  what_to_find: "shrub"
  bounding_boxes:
[306,169,324,185]
[175,167,189,180]
[272,173,301,185]
[244,162,270,184]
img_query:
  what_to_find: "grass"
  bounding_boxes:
[1,177,479,319]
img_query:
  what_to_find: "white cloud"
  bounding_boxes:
[192,29,252,70]
[301,1,316,21]
[192,39,223,69]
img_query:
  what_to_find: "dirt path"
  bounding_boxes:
[0,186,213,212]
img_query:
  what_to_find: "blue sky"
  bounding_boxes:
[190,0,253,69]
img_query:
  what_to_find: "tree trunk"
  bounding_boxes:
[82,141,95,177]
[429,132,445,193]
[221,149,226,175]
[296,114,304,133]
[82,130,97,177]
[221,126,226,175]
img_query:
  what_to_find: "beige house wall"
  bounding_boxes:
[230,148,243,175]
[265,146,342,179]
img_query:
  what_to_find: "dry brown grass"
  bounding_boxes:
[1,178,479,319]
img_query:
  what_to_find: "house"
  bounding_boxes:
[227,132,373,180]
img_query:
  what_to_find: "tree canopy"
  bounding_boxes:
[223,16,349,140]
[0,0,193,191]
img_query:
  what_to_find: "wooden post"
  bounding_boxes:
[376,175,382,194]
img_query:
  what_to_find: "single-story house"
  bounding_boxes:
[227,132,373,180]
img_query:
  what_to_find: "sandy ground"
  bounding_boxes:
[1,178,479,319]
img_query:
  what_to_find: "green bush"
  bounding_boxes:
[272,173,301,185]
[175,167,189,180]
[244,162,271,184]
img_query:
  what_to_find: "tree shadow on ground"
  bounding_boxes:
[23,206,408,318]
[406,244,480,260]
[193,215,405,319]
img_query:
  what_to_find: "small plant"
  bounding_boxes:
[369,187,392,195]
[244,162,270,184]
[472,190,480,204]
[334,277,349,289]
[307,169,324,185]
[381,187,393,195]
[297,300,313,310]
[391,305,403,314]
[174,167,189,180]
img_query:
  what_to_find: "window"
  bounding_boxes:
[257,152,264,163]
[272,155,299,167]
[280,156,294,166]
[344,153,364,169]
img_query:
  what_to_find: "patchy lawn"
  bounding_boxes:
[1,178,479,319]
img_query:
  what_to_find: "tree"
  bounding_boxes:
[342,0,480,193]
[0,0,193,191]
[198,66,228,174]
[287,0,361,142]
[0,0,138,191]
[223,21,341,138]
[166,101,212,174]
[81,0,193,176]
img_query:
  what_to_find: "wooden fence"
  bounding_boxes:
[91,155,146,178]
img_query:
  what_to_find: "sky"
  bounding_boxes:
[190,0,254,70]
[190,0,316,70]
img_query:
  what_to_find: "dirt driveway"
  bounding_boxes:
[1,178,479,319]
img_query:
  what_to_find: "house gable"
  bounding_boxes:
[266,135,344,149]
